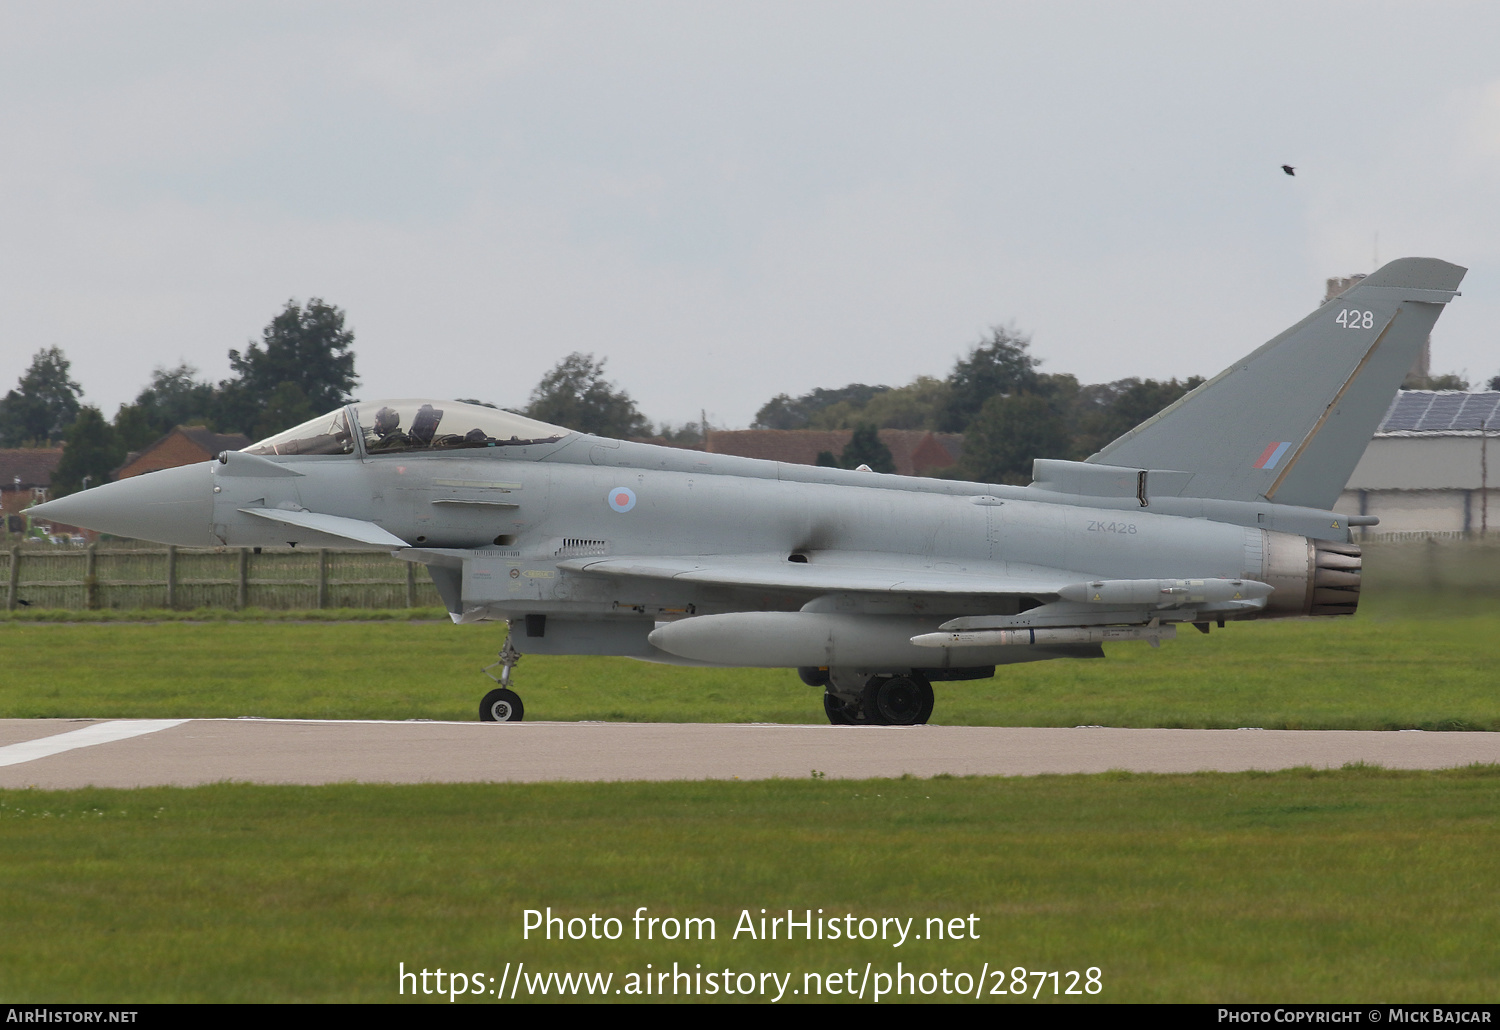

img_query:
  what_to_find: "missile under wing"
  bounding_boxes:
[30,258,1466,725]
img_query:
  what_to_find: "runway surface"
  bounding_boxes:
[0,718,1497,788]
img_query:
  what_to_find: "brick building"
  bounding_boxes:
[116,426,251,480]
[0,448,63,533]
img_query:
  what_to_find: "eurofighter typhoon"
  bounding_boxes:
[32,258,1465,724]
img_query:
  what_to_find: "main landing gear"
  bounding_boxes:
[807,669,934,726]
[480,638,525,722]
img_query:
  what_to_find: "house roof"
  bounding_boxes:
[116,426,253,479]
[704,429,962,476]
[0,448,64,490]
[177,427,253,454]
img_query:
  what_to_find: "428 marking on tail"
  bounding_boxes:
[1335,309,1375,329]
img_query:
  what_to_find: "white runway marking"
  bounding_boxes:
[0,720,187,768]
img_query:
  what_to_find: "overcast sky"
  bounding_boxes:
[2,1,1498,431]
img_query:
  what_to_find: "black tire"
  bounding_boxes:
[859,674,934,726]
[480,687,524,722]
[823,691,855,725]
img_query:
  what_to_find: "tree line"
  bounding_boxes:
[8,299,1485,499]
[750,327,1488,482]
[1,299,358,496]
[0,302,684,498]
[755,326,1206,483]
[506,330,1214,483]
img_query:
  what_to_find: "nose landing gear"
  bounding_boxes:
[480,637,525,722]
[480,687,524,722]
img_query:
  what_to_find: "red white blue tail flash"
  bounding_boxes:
[1252,441,1293,470]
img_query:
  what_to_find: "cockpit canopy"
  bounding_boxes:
[243,400,570,457]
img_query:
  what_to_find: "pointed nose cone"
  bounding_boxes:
[28,463,218,546]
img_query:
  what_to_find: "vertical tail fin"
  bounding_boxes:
[1090,257,1466,509]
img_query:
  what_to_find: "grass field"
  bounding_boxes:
[2,768,1497,1003]
[4,578,1498,1003]
[2,593,1498,727]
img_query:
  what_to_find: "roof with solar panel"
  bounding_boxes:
[1375,391,1500,435]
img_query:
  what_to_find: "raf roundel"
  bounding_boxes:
[607,486,637,513]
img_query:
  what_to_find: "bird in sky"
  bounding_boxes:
[1282,165,1296,176]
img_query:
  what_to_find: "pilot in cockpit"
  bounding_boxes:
[368,406,408,451]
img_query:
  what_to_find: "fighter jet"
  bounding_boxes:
[32,258,1465,725]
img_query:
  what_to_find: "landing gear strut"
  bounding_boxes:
[480,637,525,722]
[821,672,934,726]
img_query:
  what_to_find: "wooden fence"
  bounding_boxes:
[8,538,1500,612]
[3,545,442,610]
